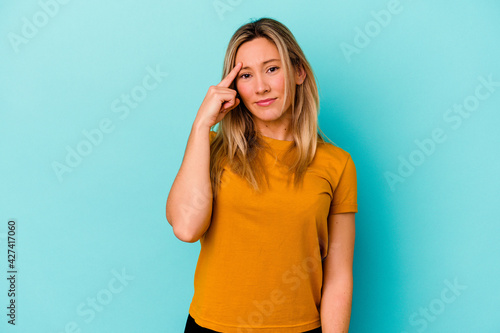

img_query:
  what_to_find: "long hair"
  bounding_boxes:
[210,17,335,200]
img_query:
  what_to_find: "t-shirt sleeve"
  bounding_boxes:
[329,154,358,214]
[209,130,217,144]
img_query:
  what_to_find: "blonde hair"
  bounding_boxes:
[210,17,335,199]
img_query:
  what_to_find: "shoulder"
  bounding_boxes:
[315,142,357,190]
[315,141,354,168]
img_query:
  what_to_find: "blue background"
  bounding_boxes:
[1,0,499,332]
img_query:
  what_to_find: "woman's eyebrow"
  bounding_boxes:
[241,58,280,70]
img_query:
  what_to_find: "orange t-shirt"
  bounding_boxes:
[188,131,358,332]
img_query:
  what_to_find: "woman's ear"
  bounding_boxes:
[295,64,306,85]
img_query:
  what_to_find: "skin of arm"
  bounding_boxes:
[320,212,356,333]
[165,122,213,243]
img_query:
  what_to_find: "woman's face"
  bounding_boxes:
[234,37,305,130]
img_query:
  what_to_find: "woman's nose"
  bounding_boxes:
[254,74,270,94]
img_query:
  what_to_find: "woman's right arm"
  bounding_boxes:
[166,121,213,243]
[166,62,243,243]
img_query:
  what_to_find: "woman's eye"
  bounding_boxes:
[240,67,278,79]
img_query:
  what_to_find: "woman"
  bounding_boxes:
[166,17,357,333]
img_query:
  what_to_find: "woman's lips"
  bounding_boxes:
[256,98,276,106]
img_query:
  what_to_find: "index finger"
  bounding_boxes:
[217,62,243,88]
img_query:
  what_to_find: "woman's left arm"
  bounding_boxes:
[320,212,356,333]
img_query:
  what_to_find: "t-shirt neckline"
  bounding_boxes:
[260,134,294,150]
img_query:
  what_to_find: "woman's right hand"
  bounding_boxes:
[194,62,243,128]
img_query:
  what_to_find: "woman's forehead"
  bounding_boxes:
[235,38,280,66]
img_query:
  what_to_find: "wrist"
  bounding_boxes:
[192,119,212,132]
